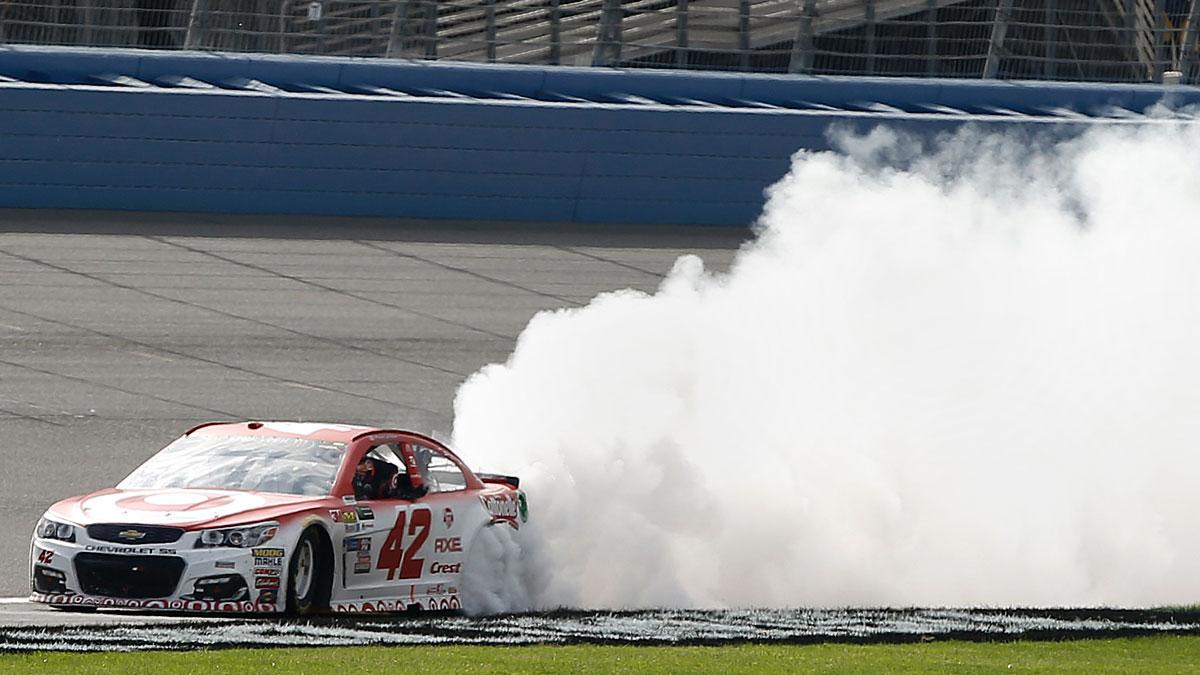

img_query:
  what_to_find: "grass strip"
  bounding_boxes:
[4,636,1200,674]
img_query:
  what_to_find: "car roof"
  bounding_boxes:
[188,421,392,443]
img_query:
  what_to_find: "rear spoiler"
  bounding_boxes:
[477,473,520,489]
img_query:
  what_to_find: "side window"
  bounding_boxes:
[353,444,403,501]
[412,444,467,493]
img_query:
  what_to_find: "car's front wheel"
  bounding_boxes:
[287,527,330,615]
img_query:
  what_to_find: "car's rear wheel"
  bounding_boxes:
[287,527,330,615]
[460,524,529,616]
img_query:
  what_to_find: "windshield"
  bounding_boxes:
[118,435,346,497]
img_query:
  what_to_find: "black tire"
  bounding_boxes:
[286,527,331,616]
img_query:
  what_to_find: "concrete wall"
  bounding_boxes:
[1,46,1196,226]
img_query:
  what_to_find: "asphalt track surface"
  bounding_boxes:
[6,211,1196,649]
[0,208,746,606]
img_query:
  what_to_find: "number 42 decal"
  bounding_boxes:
[377,507,431,580]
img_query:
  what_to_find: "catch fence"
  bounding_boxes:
[2,0,1198,82]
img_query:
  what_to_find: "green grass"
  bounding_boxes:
[3,637,1200,674]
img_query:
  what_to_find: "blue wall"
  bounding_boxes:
[1,46,1196,226]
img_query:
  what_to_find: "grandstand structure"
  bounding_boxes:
[1,0,1198,83]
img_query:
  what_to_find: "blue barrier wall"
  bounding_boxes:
[1,46,1197,226]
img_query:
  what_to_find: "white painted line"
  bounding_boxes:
[0,597,31,604]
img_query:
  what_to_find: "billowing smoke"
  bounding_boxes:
[453,120,1200,610]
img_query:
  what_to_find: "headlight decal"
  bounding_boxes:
[195,522,279,549]
[35,517,75,542]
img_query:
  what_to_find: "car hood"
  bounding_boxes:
[51,488,323,528]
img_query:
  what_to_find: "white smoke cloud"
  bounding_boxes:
[453,120,1200,610]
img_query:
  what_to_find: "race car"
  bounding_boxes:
[29,421,527,614]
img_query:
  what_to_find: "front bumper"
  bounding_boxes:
[29,528,287,613]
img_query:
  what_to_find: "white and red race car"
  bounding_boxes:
[29,422,527,614]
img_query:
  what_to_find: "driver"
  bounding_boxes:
[352,456,380,501]
[354,454,426,500]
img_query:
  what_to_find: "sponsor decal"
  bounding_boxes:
[368,435,403,443]
[36,549,53,564]
[254,568,280,577]
[81,490,267,526]
[342,495,357,505]
[257,590,278,604]
[344,537,371,552]
[85,545,177,555]
[331,509,366,524]
[481,493,520,529]
[443,508,454,529]
[518,492,529,523]
[214,561,236,570]
[345,522,362,534]
[433,537,462,553]
[429,561,461,575]
[255,576,281,590]
[333,599,404,612]
[426,596,462,611]
[252,548,285,557]
[353,552,372,574]
[254,557,282,567]
[30,593,276,613]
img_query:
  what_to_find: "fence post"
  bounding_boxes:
[423,0,437,58]
[485,0,497,62]
[983,0,1012,78]
[864,0,876,75]
[1181,0,1200,82]
[1154,0,1167,81]
[317,2,327,53]
[738,0,750,70]
[50,0,61,44]
[386,0,412,57]
[675,0,688,67]
[924,0,936,75]
[277,0,289,53]
[253,0,270,52]
[591,0,623,66]
[184,0,209,49]
[368,0,382,54]
[81,0,96,45]
[1043,0,1056,79]
[787,0,816,73]
[549,0,561,65]
[1124,0,1138,80]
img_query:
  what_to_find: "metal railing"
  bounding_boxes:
[2,0,1199,83]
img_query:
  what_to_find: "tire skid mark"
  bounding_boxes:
[3,608,1200,652]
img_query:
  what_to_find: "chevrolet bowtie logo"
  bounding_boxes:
[117,529,146,541]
